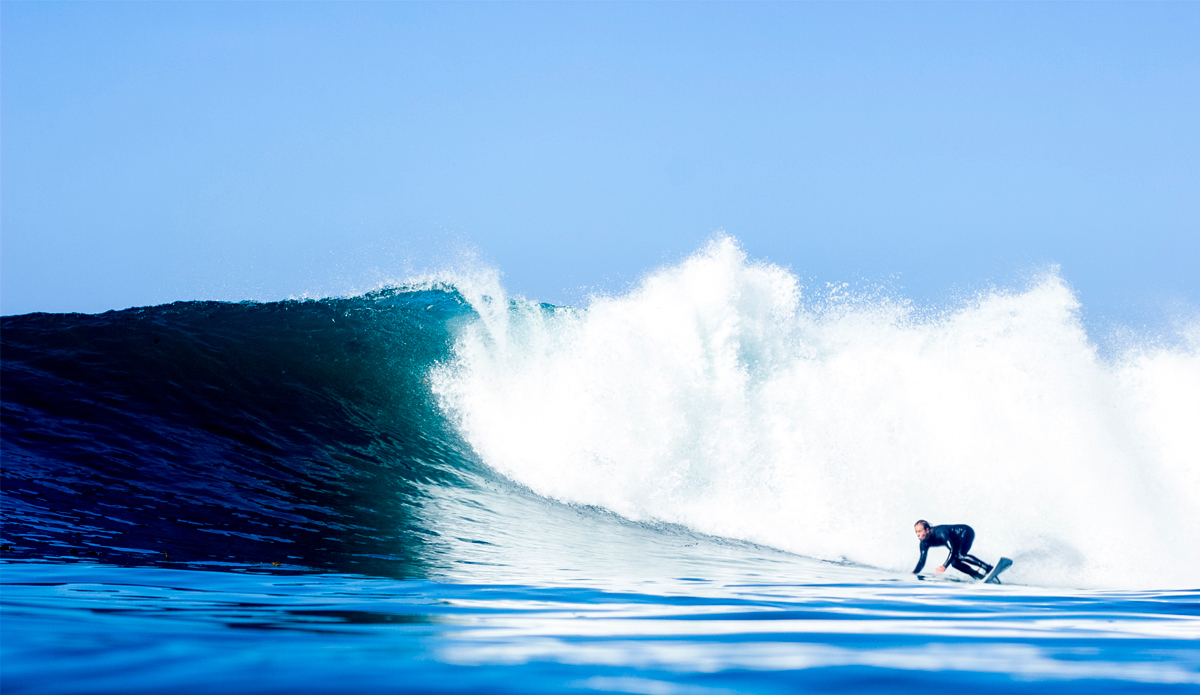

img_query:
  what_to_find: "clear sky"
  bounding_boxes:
[3,2,1197,325]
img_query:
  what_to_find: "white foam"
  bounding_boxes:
[430,236,1200,589]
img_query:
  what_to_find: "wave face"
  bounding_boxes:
[4,238,1197,589]
[1,288,485,576]
[432,237,1200,589]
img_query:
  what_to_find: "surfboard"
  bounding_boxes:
[916,573,969,583]
[982,557,1013,584]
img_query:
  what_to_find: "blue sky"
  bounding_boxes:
[3,2,1197,323]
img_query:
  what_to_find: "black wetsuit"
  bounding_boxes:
[913,524,993,579]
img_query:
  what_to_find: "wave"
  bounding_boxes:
[431,236,1200,589]
[4,237,1197,589]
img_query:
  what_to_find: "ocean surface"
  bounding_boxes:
[4,239,1199,693]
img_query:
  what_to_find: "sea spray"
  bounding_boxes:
[431,236,1200,589]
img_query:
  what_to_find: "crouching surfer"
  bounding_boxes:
[912,520,993,579]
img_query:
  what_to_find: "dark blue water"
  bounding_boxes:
[4,289,1199,693]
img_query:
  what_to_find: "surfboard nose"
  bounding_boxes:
[984,557,1014,584]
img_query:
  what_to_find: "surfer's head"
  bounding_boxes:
[914,520,932,541]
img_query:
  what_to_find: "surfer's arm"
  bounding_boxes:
[943,542,961,570]
[913,544,928,573]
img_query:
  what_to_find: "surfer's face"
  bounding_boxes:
[914,524,930,541]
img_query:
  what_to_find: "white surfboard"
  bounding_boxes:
[982,557,1013,584]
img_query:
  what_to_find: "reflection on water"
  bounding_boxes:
[4,561,1198,694]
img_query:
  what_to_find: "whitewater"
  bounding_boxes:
[431,236,1200,590]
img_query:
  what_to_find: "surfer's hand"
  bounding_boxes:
[935,566,946,574]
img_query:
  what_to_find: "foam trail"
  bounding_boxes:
[431,237,1200,589]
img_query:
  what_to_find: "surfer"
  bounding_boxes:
[912,520,994,579]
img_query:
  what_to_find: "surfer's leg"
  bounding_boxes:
[951,560,986,579]
[959,527,976,554]
[950,532,988,576]
[962,554,993,574]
